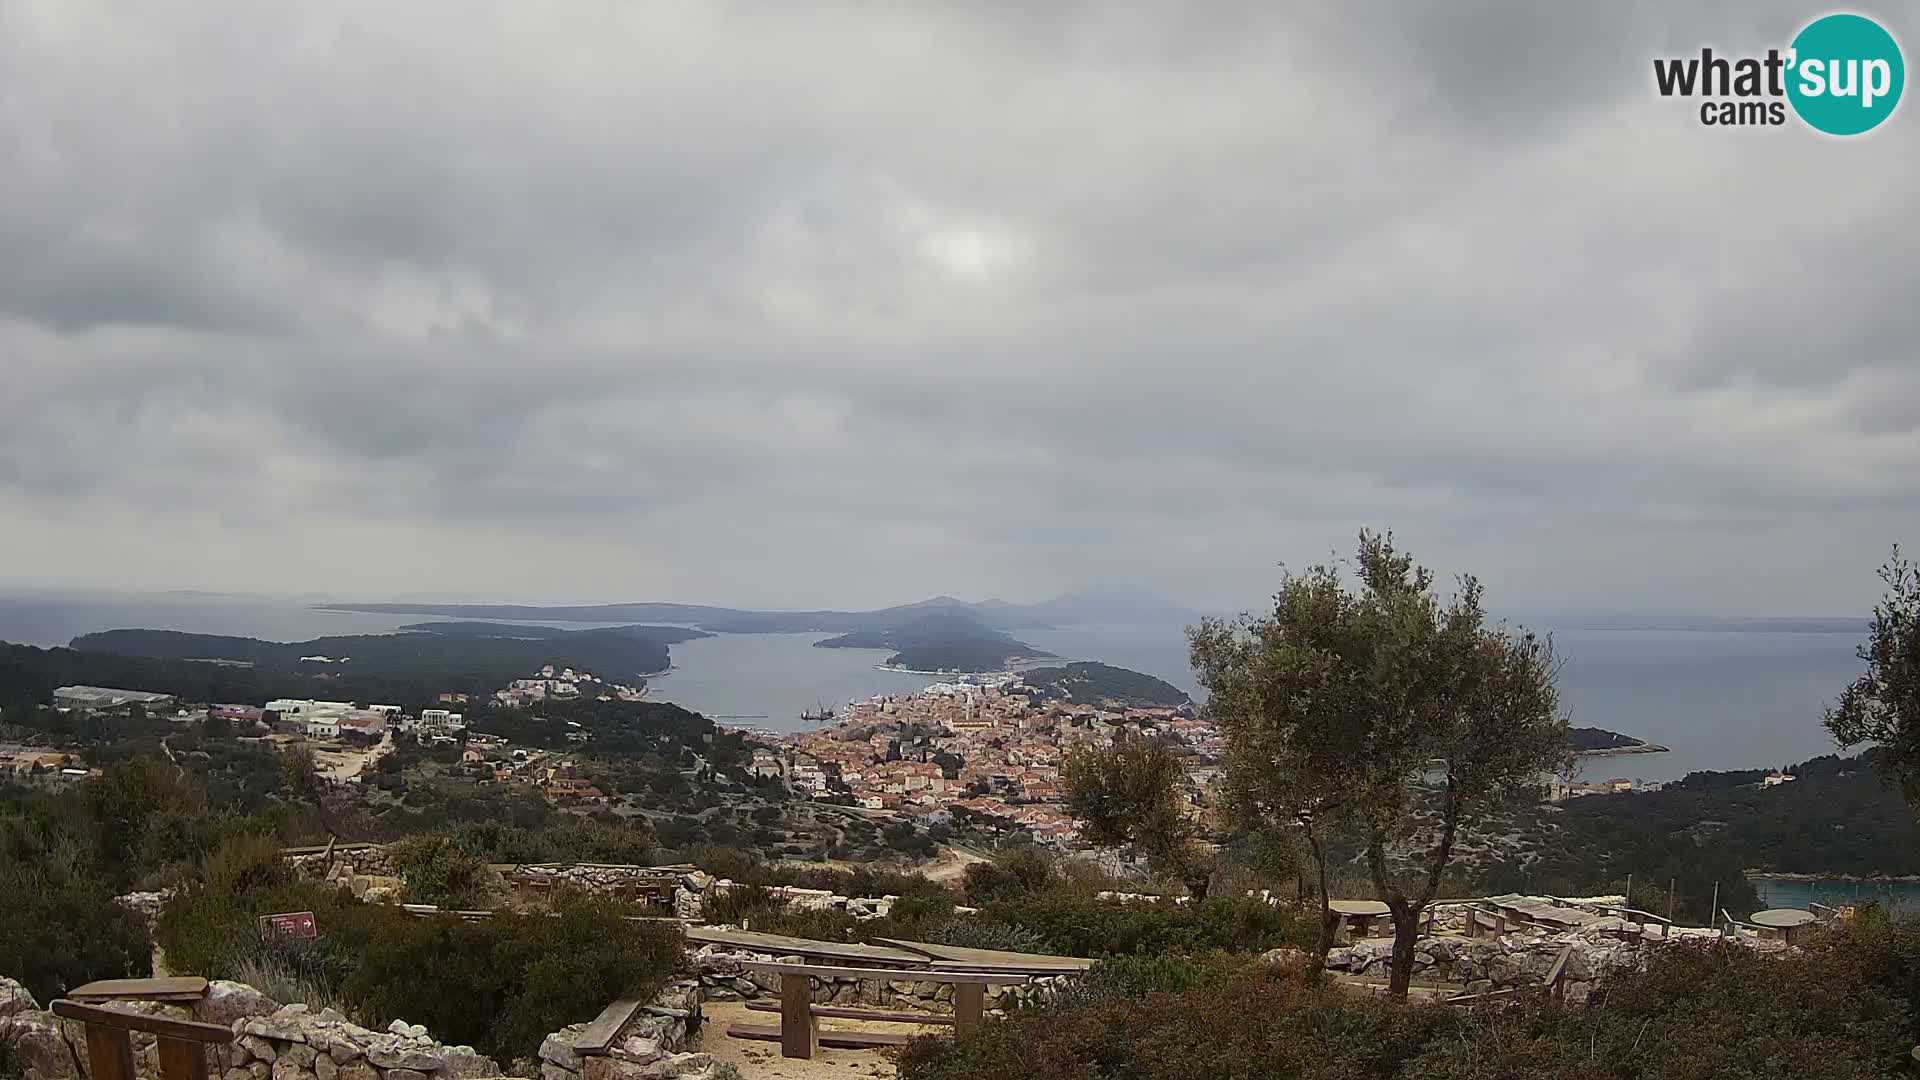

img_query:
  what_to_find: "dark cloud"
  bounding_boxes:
[0,1,1915,613]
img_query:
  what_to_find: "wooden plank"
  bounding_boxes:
[873,939,1095,973]
[953,983,985,1031]
[50,1001,234,1045]
[684,927,927,967]
[737,962,1029,985]
[726,1024,913,1050]
[780,973,817,1060]
[84,1021,137,1080]
[746,1002,955,1025]
[1543,945,1573,995]
[157,1036,208,1080]
[69,978,209,1003]
[571,998,645,1056]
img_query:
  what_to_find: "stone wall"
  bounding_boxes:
[0,976,728,1080]
[534,982,721,1080]
[1326,930,1636,1003]
[287,847,401,881]
[504,867,710,922]
[690,946,1065,1015]
[225,1005,500,1080]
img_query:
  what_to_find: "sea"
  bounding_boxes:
[0,588,1870,784]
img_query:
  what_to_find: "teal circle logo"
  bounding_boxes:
[1787,14,1905,135]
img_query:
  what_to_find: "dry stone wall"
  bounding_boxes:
[1326,930,1638,1003]
[691,945,1064,1015]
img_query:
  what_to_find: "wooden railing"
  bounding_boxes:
[49,1000,233,1080]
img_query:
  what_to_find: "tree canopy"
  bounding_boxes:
[1826,546,1920,805]
[1191,530,1568,994]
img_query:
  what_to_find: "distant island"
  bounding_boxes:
[1569,726,1669,755]
[814,612,1054,673]
[1018,661,1190,708]
[315,584,1197,634]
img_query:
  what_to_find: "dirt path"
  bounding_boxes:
[921,844,987,884]
[697,1001,910,1079]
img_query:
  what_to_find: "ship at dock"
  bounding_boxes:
[799,702,835,723]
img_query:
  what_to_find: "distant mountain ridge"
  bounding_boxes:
[318,584,1197,632]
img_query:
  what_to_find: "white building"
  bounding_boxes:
[54,686,175,711]
[412,708,465,734]
[265,699,353,720]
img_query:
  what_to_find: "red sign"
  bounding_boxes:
[258,911,318,940]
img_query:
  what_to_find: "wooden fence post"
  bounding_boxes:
[779,973,817,1060]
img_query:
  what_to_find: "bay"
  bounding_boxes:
[0,590,1870,781]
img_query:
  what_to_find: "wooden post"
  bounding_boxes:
[85,1025,138,1080]
[158,1037,209,1080]
[1710,882,1720,933]
[954,982,985,1032]
[1666,880,1675,941]
[779,973,817,1059]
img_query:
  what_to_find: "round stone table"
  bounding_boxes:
[1328,899,1392,940]
[1749,908,1818,945]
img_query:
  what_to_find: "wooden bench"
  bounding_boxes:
[724,962,1028,1059]
[51,1000,233,1080]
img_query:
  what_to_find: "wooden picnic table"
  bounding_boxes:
[726,962,1029,1060]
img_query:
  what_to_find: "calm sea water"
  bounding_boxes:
[1754,878,1920,913]
[0,590,1868,781]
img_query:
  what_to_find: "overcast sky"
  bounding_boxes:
[2,2,1916,615]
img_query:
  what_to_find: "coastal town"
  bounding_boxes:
[755,675,1210,847]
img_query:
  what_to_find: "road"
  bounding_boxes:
[317,730,393,782]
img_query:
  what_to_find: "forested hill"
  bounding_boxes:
[0,622,707,709]
[812,612,1053,672]
[1481,750,1920,914]
[1019,662,1191,707]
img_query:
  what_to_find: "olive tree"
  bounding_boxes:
[1195,531,1567,995]
[1826,547,1920,803]
[1063,734,1214,898]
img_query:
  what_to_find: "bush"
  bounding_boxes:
[388,834,494,908]
[962,849,1054,905]
[0,805,154,1001]
[1056,951,1250,1006]
[160,883,683,1063]
[344,897,683,1060]
[900,973,1454,1080]
[980,892,1308,957]
[901,936,1918,1080]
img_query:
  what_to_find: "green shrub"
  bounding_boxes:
[901,936,1916,1080]
[1058,951,1249,1005]
[962,849,1054,905]
[388,834,493,908]
[980,892,1308,957]
[917,916,1049,955]
[0,806,154,1001]
[344,897,683,1060]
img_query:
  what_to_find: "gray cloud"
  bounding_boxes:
[1,0,1916,614]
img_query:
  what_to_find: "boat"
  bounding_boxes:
[799,702,835,723]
